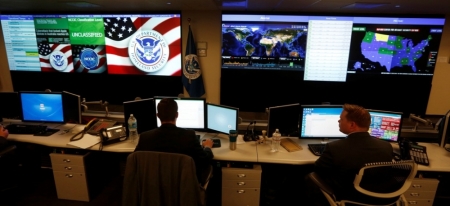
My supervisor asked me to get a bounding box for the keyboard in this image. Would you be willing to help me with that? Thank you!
[308,144,326,156]
[6,124,47,134]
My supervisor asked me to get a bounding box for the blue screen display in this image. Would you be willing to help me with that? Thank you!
[300,106,346,138]
[20,93,64,123]
[207,104,238,134]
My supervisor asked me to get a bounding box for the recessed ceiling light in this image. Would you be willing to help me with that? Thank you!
[395,5,400,8]
[167,2,171,4]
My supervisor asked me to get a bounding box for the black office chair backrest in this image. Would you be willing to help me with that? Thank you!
[354,160,417,198]
[122,151,203,206]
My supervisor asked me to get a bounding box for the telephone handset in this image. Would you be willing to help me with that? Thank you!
[70,118,99,142]
[70,118,116,141]
[398,138,430,166]
[85,118,99,131]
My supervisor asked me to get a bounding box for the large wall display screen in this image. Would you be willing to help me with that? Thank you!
[221,14,445,82]
[1,13,181,76]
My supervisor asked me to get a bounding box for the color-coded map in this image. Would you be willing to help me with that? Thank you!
[354,31,432,72]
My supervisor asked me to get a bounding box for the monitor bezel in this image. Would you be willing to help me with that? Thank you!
[154,96,206,130]
[19,91,65,123]
[367,109,403,142]
[267,103,300,137]
[0,91,21,120]
[62,91,81,124]
[123,98,156,136]
[206,102,239,135]
[299,104,346,139]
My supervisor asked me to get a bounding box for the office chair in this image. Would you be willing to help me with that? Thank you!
[308,160,417,206]
[122,151,213,206]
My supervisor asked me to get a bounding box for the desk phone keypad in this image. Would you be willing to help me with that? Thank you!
[409,145,429,166]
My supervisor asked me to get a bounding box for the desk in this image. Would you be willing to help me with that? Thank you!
[5,122,450,205]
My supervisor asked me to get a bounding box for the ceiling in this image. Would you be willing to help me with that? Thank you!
[0,0,448,16]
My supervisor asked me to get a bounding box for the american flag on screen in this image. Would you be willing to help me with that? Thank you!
[103,16,181,76]
[72,45,107,73]
[38,42,74,72]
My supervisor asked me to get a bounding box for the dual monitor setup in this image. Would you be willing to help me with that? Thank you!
[267,104,402,142]
[123,97,239,137]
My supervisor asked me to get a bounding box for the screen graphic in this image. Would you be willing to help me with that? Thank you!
[154,98,205,129]
[207,104,238,134]
[1,14,181,76]
[300,106,346,138]
[368,110,402,141]
[20,93,64,123]
[221,14,445,81]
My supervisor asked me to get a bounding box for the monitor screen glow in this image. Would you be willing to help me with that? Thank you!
[155,98,205,129]
[300,105,346,139]
[207,103,238,134]
[20,92,65,123]
[368,110,402,141]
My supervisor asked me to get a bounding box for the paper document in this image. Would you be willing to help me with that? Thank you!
[67,134,101,149]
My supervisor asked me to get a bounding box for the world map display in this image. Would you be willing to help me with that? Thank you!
[353,31,432,73]
[222,24,307,58]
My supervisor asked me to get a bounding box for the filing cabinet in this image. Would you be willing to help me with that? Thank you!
[50,152,90,201]
[222,165,262,206]
[403,178,439,206]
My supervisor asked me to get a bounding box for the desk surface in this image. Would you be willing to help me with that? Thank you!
[5,121,450,172]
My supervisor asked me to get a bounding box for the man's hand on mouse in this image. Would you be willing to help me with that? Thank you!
[202,138,213,148]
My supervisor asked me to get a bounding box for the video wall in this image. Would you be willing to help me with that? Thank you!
[221,14,445,82]
[1,13,181,76]
[221,13,445,114]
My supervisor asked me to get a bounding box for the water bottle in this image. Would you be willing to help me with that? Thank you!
[271,129,281,152]
[128,114,138,143]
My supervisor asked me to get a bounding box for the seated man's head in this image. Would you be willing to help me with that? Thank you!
[339,104,371,134]
[157,98,178,124]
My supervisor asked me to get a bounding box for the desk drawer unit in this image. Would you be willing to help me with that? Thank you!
[222,165,262,206]
[404,178,439,206]
[50,153,90,202]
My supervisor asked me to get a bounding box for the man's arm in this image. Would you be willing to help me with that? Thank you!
[314,144,334,176]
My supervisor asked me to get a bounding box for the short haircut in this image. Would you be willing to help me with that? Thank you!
[343,103,371,129]
[157,98,178,122]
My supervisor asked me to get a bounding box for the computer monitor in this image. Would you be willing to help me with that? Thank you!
[207,103,238,134]
[123,98,157,136]
[267,103,300,137]
[300,105,346,139]
[154,97,206,130]
[19,91,65,123]
[367,110,403,142]
[438,110,450,148]
[0,92,21,120]
[62,91,81,124]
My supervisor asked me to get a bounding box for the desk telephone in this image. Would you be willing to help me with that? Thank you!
[398,138,430,166]
[70,118,123,145]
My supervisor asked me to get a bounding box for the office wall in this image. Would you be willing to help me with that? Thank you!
[0,11,449,114]
[427,14,450,115]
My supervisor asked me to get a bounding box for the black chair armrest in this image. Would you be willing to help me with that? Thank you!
[308,172,335,197]
[0,145,16,158]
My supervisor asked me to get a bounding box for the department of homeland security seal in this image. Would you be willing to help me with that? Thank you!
[128,30,169,73]
[183,54,201,83]
[80,48,99,70]
[50,50,68,71]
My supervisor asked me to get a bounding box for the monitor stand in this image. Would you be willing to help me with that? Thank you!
[321,138,329,144]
